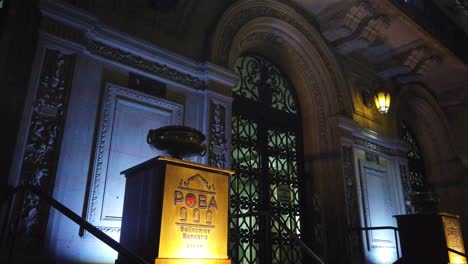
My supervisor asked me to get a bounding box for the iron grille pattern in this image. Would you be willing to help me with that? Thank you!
[401,122,426,191]
[231,55,303,264]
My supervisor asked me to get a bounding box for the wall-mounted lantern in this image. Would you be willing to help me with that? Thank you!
[362,79,392,115]
[374,90,391,114]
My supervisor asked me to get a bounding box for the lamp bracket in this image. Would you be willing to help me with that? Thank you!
[362,88,374,108]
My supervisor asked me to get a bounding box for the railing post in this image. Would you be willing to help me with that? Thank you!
[394,229,400,259]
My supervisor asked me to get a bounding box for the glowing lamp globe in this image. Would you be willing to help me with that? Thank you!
[374,91,391,114]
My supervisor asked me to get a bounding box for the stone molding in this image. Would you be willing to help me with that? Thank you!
[18,49,75,243]
[210,2,356,261]
[39,0,236,96]
[379,46,442,83]
[207,80,234,98]
[210,0,352,116]
[232,28,329,140]
[86,83,183,233]
[322,1,390,54]
[337,115,410,156]
[86,40,205,89]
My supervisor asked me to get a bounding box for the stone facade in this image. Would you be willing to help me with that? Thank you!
[1,0,467,264]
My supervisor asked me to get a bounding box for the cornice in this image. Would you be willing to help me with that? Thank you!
[337,115,410,154]
[39,0,236,95]
[203,62,239,88]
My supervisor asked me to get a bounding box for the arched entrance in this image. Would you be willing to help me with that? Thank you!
[210,0,352,263]
[230,54,304,264]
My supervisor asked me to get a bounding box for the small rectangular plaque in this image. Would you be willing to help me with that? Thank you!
[277,184,291,203]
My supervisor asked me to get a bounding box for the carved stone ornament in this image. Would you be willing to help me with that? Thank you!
[211,0,351,114]
[19,49,74,242]
[208,102,227,168]
[86,40,204,89]
[342,145,363,261]
[353,137,400,156]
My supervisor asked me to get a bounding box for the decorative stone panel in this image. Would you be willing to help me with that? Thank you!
[342,145,363,262]
[208,102,228,169]
[86,40,204,89]
[18,49,75,243]
[86,83,183,234]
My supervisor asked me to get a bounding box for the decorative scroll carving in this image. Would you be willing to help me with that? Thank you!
[365,151,380,164]
[208,103,227,168]
[328,2,390,49]
[19,50,75,241]
[402,47,442,75]
[342,145,363,262]
[379,46,442,83]
[211,0,350,114]
[353,137,400,156]
[86,40,204,89]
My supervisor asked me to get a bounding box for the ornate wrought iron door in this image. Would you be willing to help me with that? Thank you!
[230,55,304,264]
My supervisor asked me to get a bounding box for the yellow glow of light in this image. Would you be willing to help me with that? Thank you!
[374,91,391,114]
[450,255,467,264]
[156,258,231,264]
[442,214,467,264]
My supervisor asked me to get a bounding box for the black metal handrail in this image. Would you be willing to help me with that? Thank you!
[351,226,400,259]
[230,211,326,264]
[447,247,467,258]
[0,184,150,264]
[390,0,468,63]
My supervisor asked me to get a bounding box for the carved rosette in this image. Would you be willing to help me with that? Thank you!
[18,49,75,243]
[208,102,227,168]
[342,145,363,262]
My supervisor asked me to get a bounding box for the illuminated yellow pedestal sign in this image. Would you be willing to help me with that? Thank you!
[117,156,233,264]
[395,213,467,264]
[156,158,233,264]
[442,214,467,264]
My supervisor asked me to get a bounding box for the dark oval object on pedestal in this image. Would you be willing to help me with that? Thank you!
[147,125,206,159]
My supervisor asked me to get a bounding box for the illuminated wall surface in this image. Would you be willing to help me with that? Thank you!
[442,214,467,264]
[156,158,233,264]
